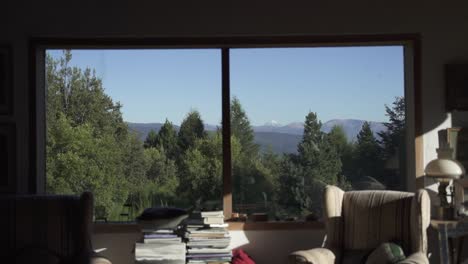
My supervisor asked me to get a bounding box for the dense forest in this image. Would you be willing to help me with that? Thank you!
[46,51,406,221]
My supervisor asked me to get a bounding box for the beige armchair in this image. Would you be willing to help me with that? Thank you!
[289,186,431,264]
[0,192,111,264]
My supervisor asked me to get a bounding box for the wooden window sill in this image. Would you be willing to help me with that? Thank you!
[93,221,324,234]
[226,221,324,230]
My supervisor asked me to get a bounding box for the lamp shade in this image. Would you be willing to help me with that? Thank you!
[425,147,465,179]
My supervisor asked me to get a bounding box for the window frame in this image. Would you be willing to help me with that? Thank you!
[30,35,422,227]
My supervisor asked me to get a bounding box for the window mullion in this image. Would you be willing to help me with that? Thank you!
[222,48,232,219]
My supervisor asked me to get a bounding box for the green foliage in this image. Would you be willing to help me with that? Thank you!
[327,125,349,156]
[46,51,144,220]
[275,112,343,218]
[378,96,405,159]
[230,98,277,214]
[177,132,226,206]
[46,113,128,216]
[378,96,406,189]
[178,110,206,152]
[144,147,179,193]
[156,120,179,159]
[353,122,384,186]
[298,112,341,186]
[327,126,355,182]
[297,112,322,158]
[122,133,148,193]
[231,97,258,156]
[144,130,158,148]
[276,156,312,217]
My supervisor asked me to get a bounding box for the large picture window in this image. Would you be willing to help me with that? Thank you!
[45,49,222,221]
[229,47,405,220]
[43,42,408,222]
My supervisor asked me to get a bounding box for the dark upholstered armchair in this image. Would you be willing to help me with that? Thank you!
[289,186,431,264]
[0,192,111,264]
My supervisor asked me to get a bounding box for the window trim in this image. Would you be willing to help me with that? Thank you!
[93,221,325,234]
[30,34,422,225]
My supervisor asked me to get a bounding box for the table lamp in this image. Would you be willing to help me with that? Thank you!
[425,146,465,220]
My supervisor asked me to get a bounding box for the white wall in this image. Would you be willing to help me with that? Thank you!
[4,1,468,263]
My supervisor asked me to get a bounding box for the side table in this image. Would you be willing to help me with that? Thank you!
[431,220,468,264]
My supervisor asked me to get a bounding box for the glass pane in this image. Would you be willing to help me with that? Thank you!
[45,49,222,222]
[230,46,405,221]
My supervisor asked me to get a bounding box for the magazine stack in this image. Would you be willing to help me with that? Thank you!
[184,210,232,264]
[135,227,186,264]
[135,207,188,264]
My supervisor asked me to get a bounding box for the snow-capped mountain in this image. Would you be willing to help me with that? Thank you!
[263,120,282,127]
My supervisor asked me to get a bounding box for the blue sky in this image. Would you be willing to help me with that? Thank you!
[47,46,404,126]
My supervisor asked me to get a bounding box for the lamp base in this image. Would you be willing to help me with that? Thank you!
[434,206,455,220]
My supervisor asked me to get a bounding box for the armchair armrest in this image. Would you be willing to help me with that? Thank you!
[289,248,336,264]
[89,252,112,264]
[397,252,429,264]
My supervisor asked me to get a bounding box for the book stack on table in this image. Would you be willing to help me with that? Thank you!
[184,211,232,264]
[135,228,186,264]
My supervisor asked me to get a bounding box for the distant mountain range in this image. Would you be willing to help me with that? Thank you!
[127,119,387,154]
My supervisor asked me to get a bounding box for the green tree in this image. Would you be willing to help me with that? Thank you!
[156,119,179,159]
[276,156,312,217]
[46,50,143,219]
[229,98,278,214]
[122,133,148,193]
[144,147,179,197]
[46,113,128,218]
[327,125,355,186]
[277,112,342,217]
[144,130,158,148]
[378,96,405,159]
[378,96,406,189]
[231,97,258,156]
[353,122,384,186]
[177,132,226,205]
[297,112,322,160]
[297,112,341,186]
[327,126,348,156]
[178,110,206,152]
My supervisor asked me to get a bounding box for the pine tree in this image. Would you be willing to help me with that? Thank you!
[156,119,178,159]
[178,110,206,152]
[354,122,384,184]
[377,96,406,189]
[297,112,322,161]
[144,130,158,148]
[327,125,355,182]
[297,112,341,184]
[327,126,349,155]
[378,96,405,159]
[230,97,258,156]
[288,112,342,216]
[276,156,312,216]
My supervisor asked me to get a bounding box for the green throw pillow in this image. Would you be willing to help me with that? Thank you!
[365,242,406,264]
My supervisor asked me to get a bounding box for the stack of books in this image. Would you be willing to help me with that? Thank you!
[184,211,232,264]
[135,228,186,264]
